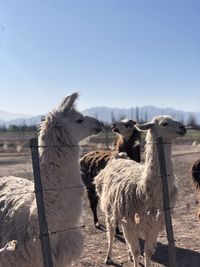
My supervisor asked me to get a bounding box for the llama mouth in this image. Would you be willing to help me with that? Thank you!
[112,128,119,133]
[176,128,186,136]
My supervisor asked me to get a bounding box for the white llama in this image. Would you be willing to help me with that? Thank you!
[0,93,102,267]
[95,115,186,267]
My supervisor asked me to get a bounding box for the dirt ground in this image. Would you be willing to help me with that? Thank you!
[0,144,200,267]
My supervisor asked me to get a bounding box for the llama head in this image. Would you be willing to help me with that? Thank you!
[41,92,103,144]
[136,115,186,141]
[111,119,138,139]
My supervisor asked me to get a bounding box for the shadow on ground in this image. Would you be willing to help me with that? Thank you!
[153,242,200,267]
[108,233,200,267]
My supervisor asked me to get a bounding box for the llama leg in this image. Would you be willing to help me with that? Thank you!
[144,230,158,267]
[105,215,115,264]
[87,189,99,228]
[121,220,140,267]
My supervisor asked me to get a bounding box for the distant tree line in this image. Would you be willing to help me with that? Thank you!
[109,109,200,130]
[187,114,200,129]
[0,124,38,132]
[0,112,199,132]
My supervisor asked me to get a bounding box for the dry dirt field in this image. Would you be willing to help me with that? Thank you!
[0,144,200,267]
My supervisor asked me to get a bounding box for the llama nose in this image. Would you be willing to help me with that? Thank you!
[179,125,186,135]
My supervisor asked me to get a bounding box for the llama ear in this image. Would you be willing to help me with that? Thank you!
[129,120,137,127]
[59,92,79,114]
[135,122,155,131]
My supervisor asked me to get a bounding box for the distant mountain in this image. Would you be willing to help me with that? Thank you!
[82,106,200,124]
[0,106,199,127]
[4,115,43,127]
[0,110,32,121]
[0,111,43,127]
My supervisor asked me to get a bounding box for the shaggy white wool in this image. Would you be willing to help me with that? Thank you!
[95,115,186,267]
[0,93,102,267]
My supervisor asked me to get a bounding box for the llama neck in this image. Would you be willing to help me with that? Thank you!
[37,127,83,227]
[39,146,80,188]
[117,130,139,152]
[38,123,82,190]
[143,132,174,198]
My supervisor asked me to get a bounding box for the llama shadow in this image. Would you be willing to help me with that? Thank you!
[108,234,200,267]
[152,241,200,267]
[98,227,200,266]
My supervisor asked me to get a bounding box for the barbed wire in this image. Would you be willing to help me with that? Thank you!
[0,202,190,249]
[0,180,194,212]
[2,143,199,156]
[0,225,86,248]
[0,136,199,256]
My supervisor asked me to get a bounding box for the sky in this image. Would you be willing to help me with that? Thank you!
[0,0,199,115]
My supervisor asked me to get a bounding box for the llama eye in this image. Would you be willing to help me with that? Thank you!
[162,122,168,126]
[125,123,129,128]
[77,117,84,124]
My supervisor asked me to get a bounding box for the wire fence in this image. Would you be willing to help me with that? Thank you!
[0,133,199,266]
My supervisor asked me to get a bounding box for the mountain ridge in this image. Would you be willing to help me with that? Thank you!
[0,106,199,126]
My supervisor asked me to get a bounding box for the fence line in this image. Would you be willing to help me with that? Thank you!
[1,135,198,266]
[0,202,193,242]
[30,138,53,267]
[156,136,177,267]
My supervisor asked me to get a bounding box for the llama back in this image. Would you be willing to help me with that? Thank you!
[0,176,40,267]
[95,158,143,218]
[0,176,35,243]
[80,150,112,189]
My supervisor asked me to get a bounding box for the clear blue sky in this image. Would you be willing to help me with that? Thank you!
[0,0,199,115]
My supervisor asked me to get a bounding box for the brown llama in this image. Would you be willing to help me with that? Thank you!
[191,159,200,188]
[191,159,200,217]
[80,119,141,230]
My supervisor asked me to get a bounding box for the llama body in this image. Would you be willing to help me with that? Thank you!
[95,116,186,267]
[191,159,200,188]
[0,93,102,267]
[191,159,200,218]
[80,119,140,228]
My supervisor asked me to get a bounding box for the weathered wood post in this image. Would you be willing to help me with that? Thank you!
[105,124,109,150]
[30,138,54,267]
[155,136,177,267]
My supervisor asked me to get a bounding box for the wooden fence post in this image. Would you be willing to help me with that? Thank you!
[30,138,54,267]
[155,136,177,267]
[105,125,109,150]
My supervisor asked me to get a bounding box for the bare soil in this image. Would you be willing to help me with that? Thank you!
[0,145,200,267]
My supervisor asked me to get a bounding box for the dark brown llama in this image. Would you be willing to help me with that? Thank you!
[191,159,200,217]
[191,159,200,188]
[80,119,141,229]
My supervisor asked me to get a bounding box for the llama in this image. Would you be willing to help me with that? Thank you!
[191,159,200,189]
[113,119,141,163]
[80,119,141,229]
[191,159,200,217]
[0,93,102,267]
[95,116,186,267]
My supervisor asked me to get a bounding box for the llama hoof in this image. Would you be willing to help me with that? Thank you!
[128,254,134,262]
[95,222,101,229]
[105,257,113,265]
[129,257,134,262]
[115,228,123,236]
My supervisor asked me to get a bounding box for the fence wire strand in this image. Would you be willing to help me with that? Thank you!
[1,135,199,262]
